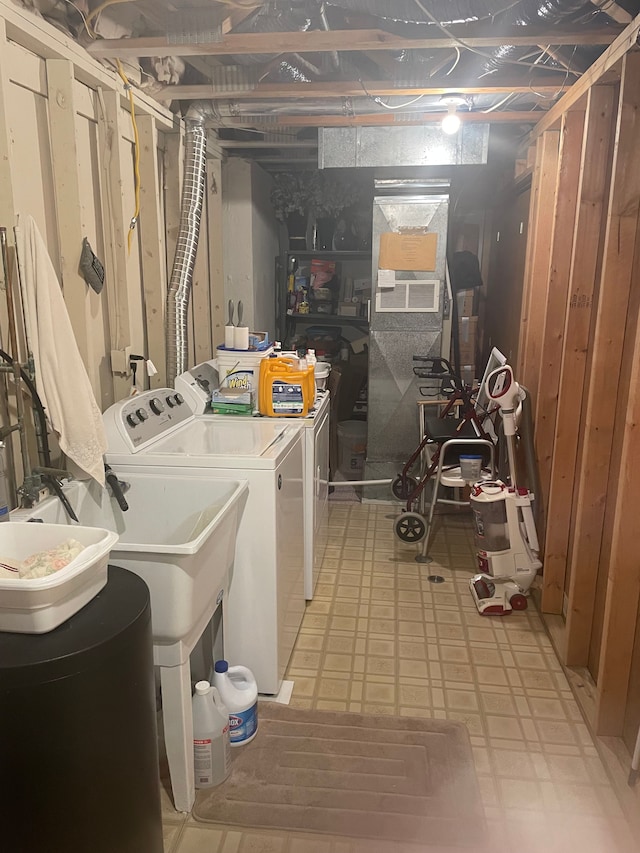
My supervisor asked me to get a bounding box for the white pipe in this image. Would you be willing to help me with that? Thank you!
[329,479,392,487]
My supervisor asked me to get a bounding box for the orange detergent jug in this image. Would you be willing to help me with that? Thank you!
[259,357,315,417]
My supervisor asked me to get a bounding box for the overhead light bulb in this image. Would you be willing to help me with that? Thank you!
[439,93,467,135]
[442,107,461,135]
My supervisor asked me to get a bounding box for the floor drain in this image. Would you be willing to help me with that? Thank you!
[427,575,445,584]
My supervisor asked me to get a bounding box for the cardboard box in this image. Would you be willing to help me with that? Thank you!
[458,316,478,345]
[456,291,475,318]
[458,316,478,365]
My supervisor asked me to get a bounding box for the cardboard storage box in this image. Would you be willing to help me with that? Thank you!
[458,315,478,344]
[458,316,478,364]
[457,291,475,317]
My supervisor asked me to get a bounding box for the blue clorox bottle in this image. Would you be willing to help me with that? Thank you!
[212,660,258,746]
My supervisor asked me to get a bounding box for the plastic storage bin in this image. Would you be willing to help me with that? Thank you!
[337,420,367,480]
[0,522,118,634]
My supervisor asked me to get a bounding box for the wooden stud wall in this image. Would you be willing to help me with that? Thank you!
[515,18,640,738]
[532,109,585,528]
[0,1,221,410]
[517,130,560,403]
[541,85,617,616]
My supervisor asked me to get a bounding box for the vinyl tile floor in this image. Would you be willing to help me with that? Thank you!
[163,502,639,853]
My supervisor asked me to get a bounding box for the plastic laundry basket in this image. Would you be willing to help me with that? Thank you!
[337,420,367,480]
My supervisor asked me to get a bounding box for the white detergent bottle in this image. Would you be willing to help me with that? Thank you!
[213,660,258,746]
[192,681,231,788]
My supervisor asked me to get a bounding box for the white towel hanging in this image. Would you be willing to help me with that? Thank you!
[16,216,107,486]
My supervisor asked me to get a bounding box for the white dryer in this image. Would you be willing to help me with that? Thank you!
[103,389,305,695]
[176,361,330,600]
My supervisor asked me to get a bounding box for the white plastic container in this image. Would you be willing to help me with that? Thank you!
[0,522,118,634]
[192,681,231,788]
[337,420,367,480]
[216,345,274,408]
[459,454,483,483]
[213,659,258,746]
[314,362,331,391]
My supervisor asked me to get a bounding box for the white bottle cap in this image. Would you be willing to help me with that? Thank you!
[195,680,211,695]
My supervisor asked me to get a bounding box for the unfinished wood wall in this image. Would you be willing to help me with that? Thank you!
[0,1,224,417]
[514,45,640,737]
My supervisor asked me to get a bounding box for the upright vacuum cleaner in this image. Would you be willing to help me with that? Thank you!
[469,364,542,615]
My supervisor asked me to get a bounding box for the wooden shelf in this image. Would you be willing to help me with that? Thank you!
[287,251,370,262]
[288,312,368,326]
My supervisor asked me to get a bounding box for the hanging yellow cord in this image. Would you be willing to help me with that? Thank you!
[115,59,141,255]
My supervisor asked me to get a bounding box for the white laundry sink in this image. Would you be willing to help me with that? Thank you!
[12,472,248,652]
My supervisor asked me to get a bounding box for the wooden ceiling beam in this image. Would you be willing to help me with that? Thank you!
[223,111,539,128]
[530,12,640,141]
[87,25,619,59]
[162,75,571,101]
[590,0,633,24]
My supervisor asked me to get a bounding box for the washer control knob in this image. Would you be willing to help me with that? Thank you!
[136,408,149,422]
[174,393,184,406]
[166,395,176,408]
[126,413,138,428]
[150,397,165,415]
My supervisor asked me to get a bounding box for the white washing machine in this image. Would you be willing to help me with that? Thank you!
[102,388,305,695]
[176,362,330,600]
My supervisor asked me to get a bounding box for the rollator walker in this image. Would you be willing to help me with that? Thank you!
[392,356,496,547]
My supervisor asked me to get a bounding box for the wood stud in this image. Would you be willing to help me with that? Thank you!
[517,130,560,401]
[137,115,168,389]
[532,109,586,541]
[541,85,617,618]
[563,53,640,669]
[45,59,90,368]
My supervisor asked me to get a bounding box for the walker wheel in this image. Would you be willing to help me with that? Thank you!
[394,512,427,544]
[392,475,419,501]
[509,593,528,611]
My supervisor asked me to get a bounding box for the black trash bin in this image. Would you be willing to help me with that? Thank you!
[0,566,163,853]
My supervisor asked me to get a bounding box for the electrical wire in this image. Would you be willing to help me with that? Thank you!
[358,79,427,110]
[60,0,95,38]
[86,0,134,25]
[445,47,461,76]
[412,0,583,75]
[528,44,576,99]
[115,59,141,255]
[482,92,515,112]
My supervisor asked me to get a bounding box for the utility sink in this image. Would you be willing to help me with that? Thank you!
[13,470,248,657]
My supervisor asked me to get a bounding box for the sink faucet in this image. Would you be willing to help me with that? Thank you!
[104,464,130,511]
[30,466,79,523]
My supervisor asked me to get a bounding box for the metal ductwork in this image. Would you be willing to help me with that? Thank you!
[166,102,211,384]
[222,0,614,107]
[325,0,522,23]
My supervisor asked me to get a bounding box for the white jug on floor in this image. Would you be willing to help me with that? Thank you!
[192,681,231,788]
[213,660,258,746]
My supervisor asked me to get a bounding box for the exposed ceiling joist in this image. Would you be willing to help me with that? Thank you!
[225,111,540,128]
[530,12,640,141]
[162,75,570,101]
[590,0,633,23]
[87,25,620,60]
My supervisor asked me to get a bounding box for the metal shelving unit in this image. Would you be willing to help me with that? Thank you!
[276,250,371,345]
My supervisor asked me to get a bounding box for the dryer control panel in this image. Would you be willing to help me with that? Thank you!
[103,389,194,453]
